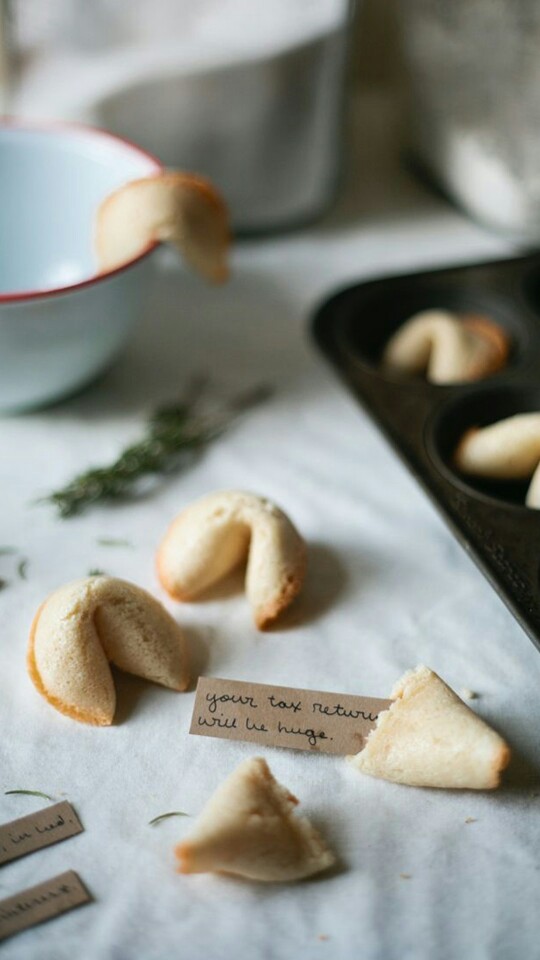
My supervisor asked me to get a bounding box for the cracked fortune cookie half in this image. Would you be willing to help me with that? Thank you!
[349,666,510,789]
[175,756,336,882]
[28,576,189,725]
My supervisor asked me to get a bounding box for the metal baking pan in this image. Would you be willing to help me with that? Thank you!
[312,252,540,652]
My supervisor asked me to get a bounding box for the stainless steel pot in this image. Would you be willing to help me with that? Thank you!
[2,0,354,233]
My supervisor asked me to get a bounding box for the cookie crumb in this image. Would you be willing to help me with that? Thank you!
[318,934,329,942]
[460,688,478,700]
[399,873,412,880]
[464,817,477,824]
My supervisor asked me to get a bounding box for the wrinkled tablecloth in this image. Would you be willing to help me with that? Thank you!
[2,94,538,960]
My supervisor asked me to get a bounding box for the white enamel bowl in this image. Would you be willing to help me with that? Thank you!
[0,122,162,412]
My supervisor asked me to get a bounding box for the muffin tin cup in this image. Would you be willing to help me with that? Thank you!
[312,252,540,652]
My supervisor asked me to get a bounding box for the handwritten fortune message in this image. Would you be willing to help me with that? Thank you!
[190,678,392,756]
[0,802,83,866]
[0,871,90,941]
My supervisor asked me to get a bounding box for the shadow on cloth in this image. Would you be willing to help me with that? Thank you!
[267,541,349,632]
[172,541,351,631]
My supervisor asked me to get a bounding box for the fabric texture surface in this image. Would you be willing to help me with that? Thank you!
[1,94,537,960]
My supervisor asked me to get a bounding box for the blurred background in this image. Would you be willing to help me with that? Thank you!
[2,0,538,238]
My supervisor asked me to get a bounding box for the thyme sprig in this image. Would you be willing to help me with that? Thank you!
[5,789,55,801]
[149,811,189,826]
[42,382,271,518]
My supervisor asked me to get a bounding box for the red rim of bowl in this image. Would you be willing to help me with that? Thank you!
[0,117,164,304]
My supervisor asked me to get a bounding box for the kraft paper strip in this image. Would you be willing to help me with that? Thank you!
[190,677,391,755]
[0,870,91,941]
[0,802,83,866]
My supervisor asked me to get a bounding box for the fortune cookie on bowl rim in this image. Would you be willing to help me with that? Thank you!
[96,171,230,284]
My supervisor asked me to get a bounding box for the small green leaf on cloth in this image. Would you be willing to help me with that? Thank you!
[148,811,189,827]
[41,380,272,518]
[97,538,133,548]
[5,789,55,801]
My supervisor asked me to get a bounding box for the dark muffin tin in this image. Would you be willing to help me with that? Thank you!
[312,252,540,652]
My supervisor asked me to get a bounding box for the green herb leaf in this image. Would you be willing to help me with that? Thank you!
[5,789,55,801]
[41,381,272,518]
[88,568,107,577]
[148,811,189,826]
[0,579,7,591]
[0,547,17,556]
[17,559,28,580]
[97,538,132,548]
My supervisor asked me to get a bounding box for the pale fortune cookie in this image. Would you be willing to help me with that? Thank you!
[455,412,540,508]
[28,576,189,725]
[96,171,230,283]
[349,666,510,789]
[176,757,335,882]
[383,310,509,384]
[157,491,307,629]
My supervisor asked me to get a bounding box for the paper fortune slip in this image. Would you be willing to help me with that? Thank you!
[190,677,391,756]
[0,802,83,866]
[0,871,91,942]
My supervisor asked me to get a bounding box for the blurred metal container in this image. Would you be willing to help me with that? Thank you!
[91,31,351,234]
[6,0,354,233]
[0,1,12,112]
[396,0,540,240]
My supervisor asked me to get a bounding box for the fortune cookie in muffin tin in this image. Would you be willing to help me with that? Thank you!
[454,410,540,509]
[382,308,510,384]
[313,251,540,653]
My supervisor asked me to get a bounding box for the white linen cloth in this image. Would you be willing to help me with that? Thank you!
[1,94,538,960]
